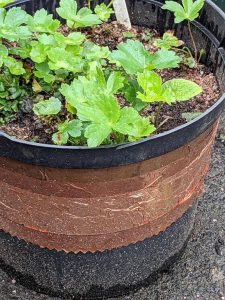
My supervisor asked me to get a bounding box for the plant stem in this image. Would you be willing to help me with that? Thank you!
[107,0,115,8]
[87,0,91,9]
[187,21,198,61]
[155,102,163,129]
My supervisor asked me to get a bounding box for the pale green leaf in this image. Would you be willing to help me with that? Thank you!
[106,72,125,95]
[137,71,163,103]
[182,111,202,122]
[47,47,84,73]
[85,123,111,147]
[153,32,182,50]
[56,0,78,21]
[52,131,69,145]
[34,63,55,83]
[28,8,60,33]
[162,78,202,102]
[113,107,156,138]
[151,49,182,69]
[94,3,113,21]
[110,40,154,75]
[30,41,48,63]
[77,95,120,124]
[3,57,25,75]
[189,0,204,20]
[33,97,61,116]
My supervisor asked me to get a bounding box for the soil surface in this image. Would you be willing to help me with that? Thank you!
[0,115,224,300]
[0,22,221,144]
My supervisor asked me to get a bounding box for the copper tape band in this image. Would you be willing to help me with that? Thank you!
[0,121,219,253]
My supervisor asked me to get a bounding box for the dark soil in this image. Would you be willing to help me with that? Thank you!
[0,22,221,144]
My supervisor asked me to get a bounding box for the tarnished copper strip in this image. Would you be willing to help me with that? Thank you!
[0,181,202,253]
[0,121,219,252]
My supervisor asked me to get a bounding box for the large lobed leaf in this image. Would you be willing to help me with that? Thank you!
[111,40,181,74]
[0,7,31,41]
[162,0,204,23]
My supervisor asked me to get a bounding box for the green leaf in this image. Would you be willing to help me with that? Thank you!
[77,95,120,124]
[52,131,69,145]
[84,42,110,60]
[106,72,125,95]
[47,47,84,73]
[94,3,114,21]
[85,123,111,147]
[151,49,182,69]
[52,119,82,145]
[3,57,25,75]
[182,112,202,122]
[54,32,85,45]
[111,40,181,74]
[123,79,147,111]
[136,70,202,105]
[74,7,102,28]
[123,31,136,39]
[77,94,121,147]
[0,7,31,41]
[33,97,61,116]
[0,0,14,8]
[162,1,187,23]
[56,0,102,29]
[137,71,163,102]
[162,79,202,102]
[56,0,78,21]
[153,32,182,50]
[4,7,28,27]
[162,0,204,23]
[189,0,204,20]
[66,119,83,138]
[60,77,95,108]
[113,107,156,139]
[0,43,8,57]
[28,8,60,33]
[34,63,55,83]
[60,70,124,110]
[38,33,56,46]
[111,40,154,75]
[9,40,31,59]
[30,41,48,63]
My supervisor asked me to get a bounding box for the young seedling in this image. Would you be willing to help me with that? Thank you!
[153,31,184,50]
[162,0,205,61]
[182,111,202,121]
[136,70,202,127]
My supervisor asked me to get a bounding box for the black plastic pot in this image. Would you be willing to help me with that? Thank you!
[0,0,224,299]
[0,0,224,169]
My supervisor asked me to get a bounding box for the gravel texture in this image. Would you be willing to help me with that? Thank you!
[0,115,224,300]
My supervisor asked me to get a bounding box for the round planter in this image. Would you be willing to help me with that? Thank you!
[0,0,225,299]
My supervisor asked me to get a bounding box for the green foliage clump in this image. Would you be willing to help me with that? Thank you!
[0,0,204,147]
[162,0,205,60]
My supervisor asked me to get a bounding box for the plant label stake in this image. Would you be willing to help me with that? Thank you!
[113,0,131,29]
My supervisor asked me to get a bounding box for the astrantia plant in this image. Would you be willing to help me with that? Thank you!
[162,0,205,60]
[0,0,204,147]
